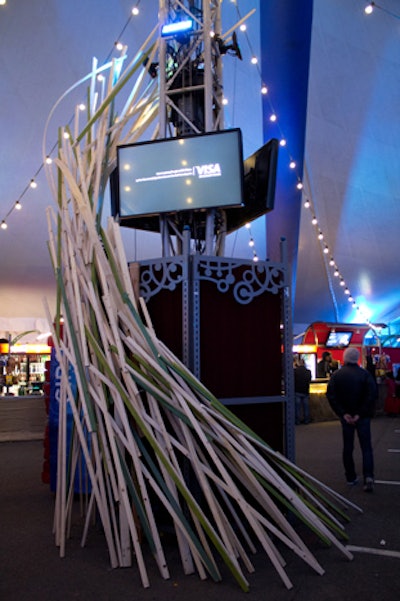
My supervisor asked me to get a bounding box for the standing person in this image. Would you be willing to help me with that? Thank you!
[326,347,377,492]
[294,358,312,424]
[317,351,333,378]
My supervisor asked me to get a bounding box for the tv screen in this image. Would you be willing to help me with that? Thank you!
[325,331,353,348]
[225,138,279,234]
[115,129,244,220]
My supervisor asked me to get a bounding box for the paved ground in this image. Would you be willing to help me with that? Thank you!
[1,417,400,600]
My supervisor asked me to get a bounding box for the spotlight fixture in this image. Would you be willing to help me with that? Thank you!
[143,57,158,79]
[214,31,242,60]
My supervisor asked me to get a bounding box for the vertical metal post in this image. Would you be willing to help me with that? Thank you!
[280,237,295,461]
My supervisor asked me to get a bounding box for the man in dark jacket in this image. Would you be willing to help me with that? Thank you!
[294,358,312,424]
[326,347,377,492]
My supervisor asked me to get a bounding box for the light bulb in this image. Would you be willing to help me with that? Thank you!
[269,113,277,122]
[334,269,339,277]
[240,24,246,32]
[1,220,7,229]
[311,216,318,225]
[318,231,323,240]
[329,258,335,266]
[289,160,296,169]
[132,6,139,16]
[304,200,310,208]
[345,288,350,295]
[79,103,86,111]
[15,201,22,210]
[115,41,123,51]
[222,97,228,105]
[251,56,258,65]
[323,246,329,254]
[340,279,345,286]
[261,85,268,95]
[249,239,255,247]
[364,3,374,15]
[348,296,354,302]
[296,182,303,190]
[279,139,287,147]
[30,179,37,189]
[245,222,251,229]
[45,156,52,164]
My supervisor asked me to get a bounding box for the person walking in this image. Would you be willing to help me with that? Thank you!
[294,358,312,424]
[326,347,377,492]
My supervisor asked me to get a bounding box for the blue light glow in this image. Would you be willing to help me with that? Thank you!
[161,19,194,37]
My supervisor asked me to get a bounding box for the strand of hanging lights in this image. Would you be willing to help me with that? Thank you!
[2,0,397,288]
[233,0,399,320]
[0,2,142,231]
[364,1,400,19]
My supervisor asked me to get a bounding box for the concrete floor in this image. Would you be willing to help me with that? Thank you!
[1,417,400,600]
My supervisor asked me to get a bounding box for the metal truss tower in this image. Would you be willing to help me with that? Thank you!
[155,1,242,256]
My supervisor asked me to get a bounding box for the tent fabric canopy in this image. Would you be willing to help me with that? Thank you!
[0,0,399,335]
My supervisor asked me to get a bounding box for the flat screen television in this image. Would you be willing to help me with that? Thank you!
[114,128,244,221]
[225,137,279,234]
[325,331,353,348]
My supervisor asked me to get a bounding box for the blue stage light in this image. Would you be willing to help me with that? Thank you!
[161,19,194,37]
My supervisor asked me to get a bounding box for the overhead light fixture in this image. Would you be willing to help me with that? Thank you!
[161,19,194,37]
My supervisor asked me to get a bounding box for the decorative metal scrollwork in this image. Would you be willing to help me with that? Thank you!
[195,257,286,304]
[138,258,185,302]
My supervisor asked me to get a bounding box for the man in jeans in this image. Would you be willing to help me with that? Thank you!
[326,347,377,492]
[294,358,312,424]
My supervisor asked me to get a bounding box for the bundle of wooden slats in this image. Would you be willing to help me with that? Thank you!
[43,27,360,593]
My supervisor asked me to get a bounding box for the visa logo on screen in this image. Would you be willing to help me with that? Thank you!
[194,163,222,178]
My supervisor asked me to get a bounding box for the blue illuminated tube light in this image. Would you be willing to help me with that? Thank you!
[161,19,194,37]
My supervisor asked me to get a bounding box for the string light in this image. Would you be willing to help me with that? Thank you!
[0,2,142,231]
[303,192,374,325]
[364,1,400,19]
[244,222,259,262]
[1,0,392,322]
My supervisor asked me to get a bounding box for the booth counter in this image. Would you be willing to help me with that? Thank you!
[308,380,338,422]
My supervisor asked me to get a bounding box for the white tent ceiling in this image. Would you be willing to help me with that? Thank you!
[0,0,399,343]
